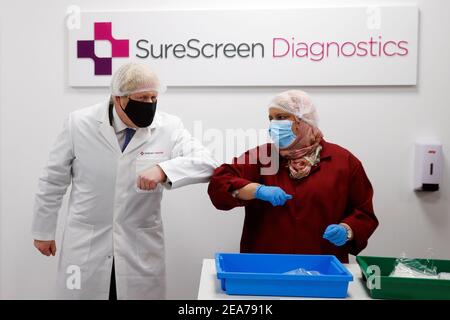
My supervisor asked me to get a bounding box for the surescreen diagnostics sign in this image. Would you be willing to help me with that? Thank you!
[68,7,418,87]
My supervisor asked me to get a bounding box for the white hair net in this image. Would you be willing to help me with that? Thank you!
[110,62,163,97]
[268,90,319,127]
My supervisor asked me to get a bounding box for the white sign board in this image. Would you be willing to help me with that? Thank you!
[68,6,419,87]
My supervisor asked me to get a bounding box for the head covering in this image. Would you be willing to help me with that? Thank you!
[268,90,323,179]
[111,62,162,97]
[268,89,319,127]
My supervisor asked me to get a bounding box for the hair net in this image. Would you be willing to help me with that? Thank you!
[268,90,319,127]
[110,62,163,97]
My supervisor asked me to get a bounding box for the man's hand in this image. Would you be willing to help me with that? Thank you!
[34,240,56,256]
[137,165,167,191]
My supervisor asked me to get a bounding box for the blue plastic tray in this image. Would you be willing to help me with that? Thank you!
[216,253,353,298]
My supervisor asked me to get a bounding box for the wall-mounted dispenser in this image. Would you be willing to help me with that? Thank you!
[414,142,443,191]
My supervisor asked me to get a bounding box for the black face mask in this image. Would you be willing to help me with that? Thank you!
[122,98,157,128]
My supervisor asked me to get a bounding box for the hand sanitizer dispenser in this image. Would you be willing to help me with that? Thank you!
[414,142,443,191]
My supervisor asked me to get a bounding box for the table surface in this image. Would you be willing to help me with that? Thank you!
[197,259,372,300]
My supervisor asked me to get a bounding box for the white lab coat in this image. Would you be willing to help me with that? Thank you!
[32,100,217,299]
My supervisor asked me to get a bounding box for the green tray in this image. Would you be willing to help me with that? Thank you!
[356,255,450,300]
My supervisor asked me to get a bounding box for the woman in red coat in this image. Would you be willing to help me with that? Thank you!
[208,90,378,263]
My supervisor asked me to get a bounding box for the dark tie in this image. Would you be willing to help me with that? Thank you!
[122,128,135,152]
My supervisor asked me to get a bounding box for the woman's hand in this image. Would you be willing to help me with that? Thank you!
[233,183,292,206]
[254,185,293,206]
[323,224,351,246]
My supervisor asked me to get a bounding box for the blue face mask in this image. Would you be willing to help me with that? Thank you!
[269,120,297,148]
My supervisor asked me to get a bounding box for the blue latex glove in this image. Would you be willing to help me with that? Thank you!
[323,224,348,247]
[254,185,293,206]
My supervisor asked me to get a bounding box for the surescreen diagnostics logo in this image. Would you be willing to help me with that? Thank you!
[77,22,410,75]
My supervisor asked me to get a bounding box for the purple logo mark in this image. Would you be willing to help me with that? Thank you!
[77,22,129,75]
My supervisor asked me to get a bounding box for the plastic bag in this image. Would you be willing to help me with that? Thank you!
[284,268,321,276]
[389,252,438,279]
[438,273,450,280]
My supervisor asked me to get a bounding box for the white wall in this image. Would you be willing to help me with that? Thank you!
[1,0,449,299]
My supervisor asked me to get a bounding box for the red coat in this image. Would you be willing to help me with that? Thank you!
[208,140,378,263]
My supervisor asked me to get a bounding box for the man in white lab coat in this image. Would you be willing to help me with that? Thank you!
[31,63,217,299]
